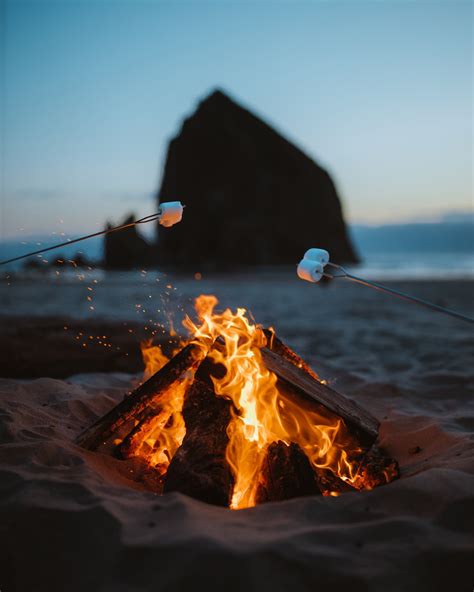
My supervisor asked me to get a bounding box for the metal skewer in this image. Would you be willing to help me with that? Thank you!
[297,248,474,325]
[323,262,474,325]
[0,202,184,267]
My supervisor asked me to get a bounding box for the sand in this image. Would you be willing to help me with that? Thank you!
[0,277,473,591]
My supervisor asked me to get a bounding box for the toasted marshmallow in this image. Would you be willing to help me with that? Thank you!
[159,201,184,227]
[303,248,330,266]
[297,259,324,283]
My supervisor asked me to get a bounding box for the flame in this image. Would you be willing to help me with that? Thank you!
[136,295,382,508]
[183,295,363,509]
[133,296,227,477]
[141,339,170,381]
[132,340,188,477]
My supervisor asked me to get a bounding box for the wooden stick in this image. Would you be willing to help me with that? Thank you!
[260,346,379,445]
[76,342,207,450]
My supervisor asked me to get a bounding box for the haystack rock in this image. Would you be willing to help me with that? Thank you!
[157,89,357,270]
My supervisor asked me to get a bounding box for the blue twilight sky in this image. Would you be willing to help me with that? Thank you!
[1,0,472,240]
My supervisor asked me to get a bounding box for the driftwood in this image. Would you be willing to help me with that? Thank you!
[261,346,379,446]
[76,342,207,450]
[255,441,320,503]
[163,376,233,506]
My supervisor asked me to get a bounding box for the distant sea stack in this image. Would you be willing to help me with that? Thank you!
[104,215,154,270]
[157,89,357,269]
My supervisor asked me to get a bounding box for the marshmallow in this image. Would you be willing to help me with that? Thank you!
[159,201,184,227]
[303,248,330,266]
[297,259,324,283]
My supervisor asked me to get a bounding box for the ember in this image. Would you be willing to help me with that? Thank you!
[77,295,398,508]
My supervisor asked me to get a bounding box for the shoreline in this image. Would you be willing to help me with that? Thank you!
[1,279,472,379]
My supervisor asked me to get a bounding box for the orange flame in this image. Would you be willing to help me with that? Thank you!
[135,340,188,476]
[141,339,170,381]
[183,295,362,509]
[137,296,373,507]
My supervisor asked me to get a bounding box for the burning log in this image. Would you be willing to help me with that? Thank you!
[163,376,234,507]
[261,345,379,447]
[255,441,321,504]
[76,343,207,450]
[311,447,399,496]
[257,337,398,496]
[263,329,319,381]
[351,445,400,490]
[76,293,399,508]
[313,468,356,496]
[119,409,168,460]
[118,394,187,467]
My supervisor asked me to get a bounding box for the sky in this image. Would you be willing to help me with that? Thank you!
[1,0,472,240]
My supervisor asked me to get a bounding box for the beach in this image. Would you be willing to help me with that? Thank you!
[0,273,473,591]
[2,0,472,588]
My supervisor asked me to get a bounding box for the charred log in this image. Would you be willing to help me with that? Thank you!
[351,446,399,490]
[263,329,320,381]
[119,406,178,463]
[255,441,320,504]
[261,345,379,446]
[76,343,207,450]
[163,378,233,506]
[313,468,356,496]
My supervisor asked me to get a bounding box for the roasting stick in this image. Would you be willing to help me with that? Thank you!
[0,201,184,267]
[326,262,474,324]
[297,248,474,325]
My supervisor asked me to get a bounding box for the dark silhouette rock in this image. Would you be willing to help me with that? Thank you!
[157,89,357,269]
[104,214,154,270]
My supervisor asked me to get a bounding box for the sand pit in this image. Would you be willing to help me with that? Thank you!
[0,364,472,592]
[1,278,473,590]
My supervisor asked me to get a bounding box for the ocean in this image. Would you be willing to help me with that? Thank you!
[1,220,472,321]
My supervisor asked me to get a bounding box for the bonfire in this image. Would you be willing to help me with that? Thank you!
[77,295,398,509]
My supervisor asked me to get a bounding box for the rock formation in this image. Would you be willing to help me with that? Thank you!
[103,215,154,270]
[157,89,357,269]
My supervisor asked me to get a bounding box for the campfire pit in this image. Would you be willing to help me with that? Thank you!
[77,295,398,509]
